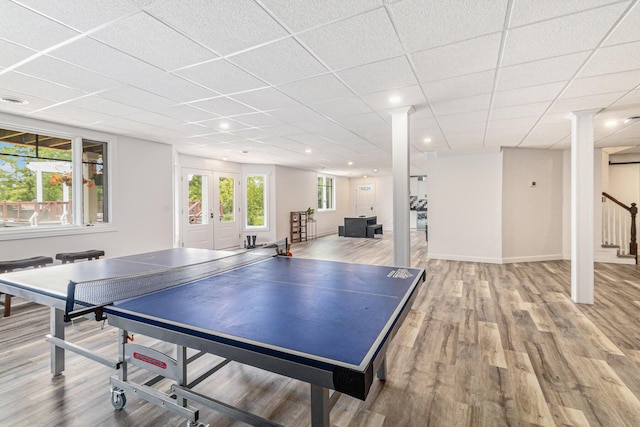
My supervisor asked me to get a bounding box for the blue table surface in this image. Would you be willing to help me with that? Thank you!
[108,256,423,369]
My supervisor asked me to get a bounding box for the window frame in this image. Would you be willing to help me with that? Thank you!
[244,173,268,230]
[317,174,336,211]
[0,122,114,241]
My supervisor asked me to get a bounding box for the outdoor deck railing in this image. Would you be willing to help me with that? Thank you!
[0,201,72,225]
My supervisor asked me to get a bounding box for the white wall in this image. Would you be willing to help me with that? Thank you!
[427,150,503,263]
[0,113,174,260]
[502,148,564,262]
[350,176,393,231]
[607,154,640,206]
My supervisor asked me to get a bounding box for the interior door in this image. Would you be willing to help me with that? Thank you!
[213,172,241,249]
[182,168,213,249]
[356,183,376,217]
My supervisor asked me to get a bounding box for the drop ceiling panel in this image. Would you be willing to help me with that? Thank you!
[360,85,427,112]
[312,97,374,120]
[260,0,382,33]
[579,41,640,77]
[232,113,288,128]
[493,82,567,108]
[430,94,491,116]
[230,87,301,112]
[423,71,495,102]
[230,38,327,85]
[502,4,629,66]
[547,92,628,114]
[337,56,418,95]
[603,3,640,46]
[561,70,640,99]
[175,60,267,95]
[491,101,551,120]
[297,8,404,70]
[49,38,164,84]
[278,74,353,105]
[0,40,36,68]
[188,97,257,117]
[496,52,590,91]
[15,56,120,93]
[412,33,502,82]
[99,85,177,113]
[132,74,219,104]
[0,2,79,50]
[510,0,623,27]
[147,0,288,55]
[91,12,218,71]
[0,71,86,102]
[391,0,508,52]
[14,0,140,32]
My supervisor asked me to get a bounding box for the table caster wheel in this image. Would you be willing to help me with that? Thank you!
[111,388,126,410]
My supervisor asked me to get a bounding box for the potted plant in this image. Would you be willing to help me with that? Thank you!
[306,207,315,220]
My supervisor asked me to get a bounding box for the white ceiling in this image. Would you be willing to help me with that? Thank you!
[1,0,639,177]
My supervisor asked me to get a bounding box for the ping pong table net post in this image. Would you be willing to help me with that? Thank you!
[63,248,282,322]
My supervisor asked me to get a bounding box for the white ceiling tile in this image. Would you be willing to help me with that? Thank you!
[422,71,495,102]
[0,2,79,50]
[175,60,267,95]
[431,94,491,116]
[510,0,624,27]
[125,111,184,128]
[278,74,353,104]
[230,88,301,112]
[66,96,146,117]
[260,0,382,33]
[297,8,404,70]
[562,70,640,99]
[337,56,418,95]
[189,96,258,117]
[391,0,508,52]
[49,38,163,84]
[444,131,486,147]
[611,89,640,107]
[502,3,630,66]
[604,2,640,46]
[0,71,85,102]
[232,113,288,128]
[132,74,219,103]
[0,40,36,68]
[493,82,566,108]
[91,12,218,71]
[15,56,120,93]
[269,105,334,125]
[15,0,140,32]
[147,0,288,55]
[99,85,177,112]
[547,92,628,115]
[360,85,427,112]
[312,97,374,119]
[230,38,327,85]
[158,104,219,123]
[197,118,251,133]
[484,128,530,146]
[496,52,590,91]
[412,33,502,82]
[579,41,640,77]
[491,101,551,120]
[0,89,57,111]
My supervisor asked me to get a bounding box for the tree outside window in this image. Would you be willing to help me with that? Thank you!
[317,175,335,211]
[246,175,266,228]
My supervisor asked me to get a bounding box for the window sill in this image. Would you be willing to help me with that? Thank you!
[0,224,117,241]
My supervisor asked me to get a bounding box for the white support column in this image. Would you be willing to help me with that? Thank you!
[389,106,414,267]
[570,109,599,304]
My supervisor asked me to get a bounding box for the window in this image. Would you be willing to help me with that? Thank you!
[0,126,109,231]
[245,174,267,228]
[317,175,335,211]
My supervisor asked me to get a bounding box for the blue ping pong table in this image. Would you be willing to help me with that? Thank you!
[0,248,425,427]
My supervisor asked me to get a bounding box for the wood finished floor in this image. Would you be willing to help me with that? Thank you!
[1,232,639,426]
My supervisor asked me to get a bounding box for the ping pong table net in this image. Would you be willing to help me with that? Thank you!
[64,240,289,322]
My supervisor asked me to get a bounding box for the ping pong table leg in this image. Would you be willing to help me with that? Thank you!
[377,356,387,380]
[50,308,65,375]
[310,384,330,427]
[177,345,188,408]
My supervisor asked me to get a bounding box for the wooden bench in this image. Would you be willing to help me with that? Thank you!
[55,250,105,264]
[366,224,383,238]
[0,256,54,317]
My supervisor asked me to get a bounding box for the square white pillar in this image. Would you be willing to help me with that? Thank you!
[389,106,414,267]
[570,109,599,304]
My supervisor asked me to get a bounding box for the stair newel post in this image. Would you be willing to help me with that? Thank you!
[630,203,637,263]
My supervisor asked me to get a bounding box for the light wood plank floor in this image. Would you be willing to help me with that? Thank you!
[1,231,639,426]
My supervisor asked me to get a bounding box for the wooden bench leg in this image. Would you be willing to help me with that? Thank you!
[2,294,11,317]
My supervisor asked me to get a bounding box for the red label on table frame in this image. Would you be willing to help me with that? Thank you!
[133,352,167,369]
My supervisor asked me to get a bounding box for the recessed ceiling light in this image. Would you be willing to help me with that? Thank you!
[363,175,368,178]
[219,122,230,130]
[423,137,432,143]
[305,148,311,153]
[389,96,401,104]
[373,168,378,173]
[222,157,228,161]
[348,161,353,165]
[605,120,617,127]
[1,96,28,105]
